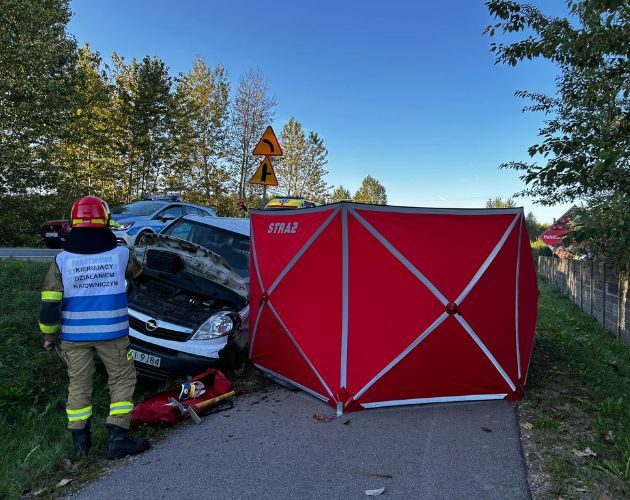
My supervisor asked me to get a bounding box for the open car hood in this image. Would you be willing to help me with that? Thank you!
[136,233,248,300]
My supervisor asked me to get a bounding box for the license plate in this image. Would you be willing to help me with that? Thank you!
[132,350,161,367]
[45,232,58,238]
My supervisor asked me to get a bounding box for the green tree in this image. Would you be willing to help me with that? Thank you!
[302,131,330,202]
[229,69,276,199]
[354,175,387,205]
[0,0,78,195]
[275,118,330,201]
[485,197,516,208]
[275,118,307,196]
[570,194,629,265]
[111,54,175,200]
[485,0,629,265]
[525,211,548,241]
[331,185,352,203]
[56,45,116,204]
[170,58,230,210]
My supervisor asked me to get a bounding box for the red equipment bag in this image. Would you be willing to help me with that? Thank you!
[131,368,232,427]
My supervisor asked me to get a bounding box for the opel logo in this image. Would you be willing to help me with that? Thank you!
[145,319,158,332]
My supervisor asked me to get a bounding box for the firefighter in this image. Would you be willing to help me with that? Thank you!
[39,195,150,459]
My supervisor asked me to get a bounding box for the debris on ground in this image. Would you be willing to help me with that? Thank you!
[312,412,338,423]
[365,487,385,496]
[571,448,596,458]
[55,478,73,488]
[368,472,393,479]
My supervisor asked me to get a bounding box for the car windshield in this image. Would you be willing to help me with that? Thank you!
[162,220,250,280]
[111,201,164,216]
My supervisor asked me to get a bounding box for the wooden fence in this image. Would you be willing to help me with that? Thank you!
[538,256,629,343]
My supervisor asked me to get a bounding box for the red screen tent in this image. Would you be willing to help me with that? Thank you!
[249,203,538,414]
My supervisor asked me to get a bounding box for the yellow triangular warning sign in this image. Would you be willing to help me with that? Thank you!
[253,126,283,156]
[249,156,278,186]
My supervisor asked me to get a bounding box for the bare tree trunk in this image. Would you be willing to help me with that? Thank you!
[203,156,212,199]
[229,69,276,201]
[127,154,134,202]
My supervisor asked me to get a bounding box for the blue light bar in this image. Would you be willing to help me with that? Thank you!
[142,194,182,202]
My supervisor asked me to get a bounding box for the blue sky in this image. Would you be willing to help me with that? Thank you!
[69,0,573,223]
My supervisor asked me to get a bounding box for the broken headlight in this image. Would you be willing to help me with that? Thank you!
[191,312,234,341]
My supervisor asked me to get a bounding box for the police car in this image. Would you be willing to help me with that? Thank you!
[110,195,217,247]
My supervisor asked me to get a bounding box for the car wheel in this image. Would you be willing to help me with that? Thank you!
[135,231,152,246]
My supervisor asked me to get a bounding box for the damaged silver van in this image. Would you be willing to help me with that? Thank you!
[128,216,250,379]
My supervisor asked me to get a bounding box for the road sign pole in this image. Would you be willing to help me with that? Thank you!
[261,185,267,209]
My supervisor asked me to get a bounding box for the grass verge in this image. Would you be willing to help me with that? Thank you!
[0,258,265,499]
[0,259,173,498]
[521,280,630,499]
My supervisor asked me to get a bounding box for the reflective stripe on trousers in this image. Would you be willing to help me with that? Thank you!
[67,406,93,421]
[109,401,134,416]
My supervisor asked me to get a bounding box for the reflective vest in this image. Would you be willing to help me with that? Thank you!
[57,247,130,341]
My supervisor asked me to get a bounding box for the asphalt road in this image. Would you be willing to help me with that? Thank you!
[0,247,60,259]
[73,387,530,500]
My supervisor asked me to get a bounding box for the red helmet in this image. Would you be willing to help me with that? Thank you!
[71,196,110,228]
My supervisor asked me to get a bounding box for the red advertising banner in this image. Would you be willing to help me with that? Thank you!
[538,206,576,258]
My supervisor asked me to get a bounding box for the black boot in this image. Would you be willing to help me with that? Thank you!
[69,418,91,455]
[106,424,150,459]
